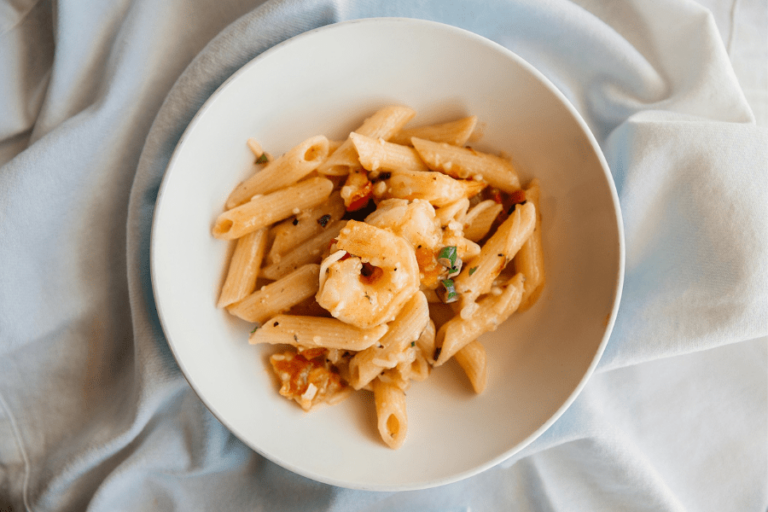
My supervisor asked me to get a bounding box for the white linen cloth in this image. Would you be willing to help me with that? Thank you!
[0,0,765,510]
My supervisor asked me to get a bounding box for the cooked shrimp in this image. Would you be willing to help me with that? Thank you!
[316,220,420,329]
[365,198,442,251]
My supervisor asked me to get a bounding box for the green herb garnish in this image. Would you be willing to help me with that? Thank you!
[250,325,261,333]
[437,246,458,268]
[255,153,268,164]
[437,278,458,303]
[469,266,478,276]
[447,257,463,278]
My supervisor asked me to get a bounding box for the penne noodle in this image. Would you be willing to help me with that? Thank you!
[261,220,347,280]
[399,318,435,381]
[228,264,321,324]
[434,273,525,366]
[382,169,486,207]
[454,340,488,394]
[349,132,428,173]
[267,191,345,265]
[453,202,535,312]
[212,177,334,240]
[411,137,521,193]
[226,135,330,208]
[347,292,429,390]
[372,378,408,449]
[515,179,546,311]
[404,349,431,382]
[250,314,388,351]
[327,139,344,155]
[378,366,411,392]
[435,198,469,227]
[317,105,416,176]
[217,228,269,308]
[389,116,478,147]
[463,200,504,242]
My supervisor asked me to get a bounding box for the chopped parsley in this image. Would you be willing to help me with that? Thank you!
[437,279,458,303]
[255,153,268,164]
[437,246,458,268]
[469,266,478,276]
[250,325,260,333]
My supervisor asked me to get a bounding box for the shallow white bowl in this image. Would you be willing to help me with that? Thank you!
[151,18,624,491]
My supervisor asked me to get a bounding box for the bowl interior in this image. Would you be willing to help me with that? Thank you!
[151,18,623,490]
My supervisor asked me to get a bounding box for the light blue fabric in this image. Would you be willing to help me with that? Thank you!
[1,0,766,510]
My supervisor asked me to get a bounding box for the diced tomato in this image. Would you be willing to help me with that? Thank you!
[347,183,373,211]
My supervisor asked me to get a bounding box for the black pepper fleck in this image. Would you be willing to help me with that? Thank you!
[317,214,331,227]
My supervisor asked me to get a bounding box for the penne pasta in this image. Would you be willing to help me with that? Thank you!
[228,264,321,324]
[515,179,546,311]
[347,292,429,390]
[454,340,488,393]
[382,169,486,207]
[226,135,330,208]
[217,228,269,308]
[435,198,470,227]
[250,314,388,351]
[267,191,345,265]
[349,132,428,173]
[463,200,504,242]
[434,273,525,366]
[453,202,535,313]
[389,116,478,147]
[261,220,347,280]
[317,105,416,176]
[411,137,521,192]
[212,177,334,240]
[372,378,408,450]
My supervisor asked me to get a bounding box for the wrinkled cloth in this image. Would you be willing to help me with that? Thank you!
[1,0,766,510]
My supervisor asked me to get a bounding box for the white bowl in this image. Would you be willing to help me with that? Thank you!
[151,18,624,491]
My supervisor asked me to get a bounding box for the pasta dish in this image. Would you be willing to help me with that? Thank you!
[211,106,545,449]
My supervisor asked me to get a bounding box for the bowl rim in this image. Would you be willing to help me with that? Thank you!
[150,16,625,491]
